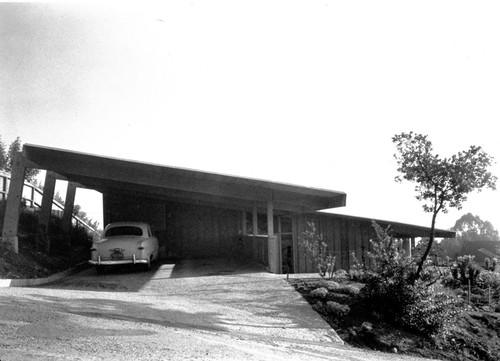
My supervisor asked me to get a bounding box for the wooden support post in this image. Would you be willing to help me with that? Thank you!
[38,171,57,253]
[241,210,247,236]
[1,153,26,253]
[252,205,258,262]
[267,200,281,274]
[403,237,412,258]
[62,182,77,244]
[102,193,111,227]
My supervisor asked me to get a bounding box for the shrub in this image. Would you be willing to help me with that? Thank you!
[361,273,461,336]
[396,285,461,335]
[451,255,482,286]
[368,221,414,278]
[310,287,329,299]
[476,270,500,290]
[332,269,349,281]
[326,301,350,318]
[299,221,336,279]
[484,257,498,272]
[358,222,462,337]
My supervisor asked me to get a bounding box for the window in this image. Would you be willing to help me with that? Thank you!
[105,226,143,237]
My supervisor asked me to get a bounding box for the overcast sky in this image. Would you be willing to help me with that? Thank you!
[1,1,500,231]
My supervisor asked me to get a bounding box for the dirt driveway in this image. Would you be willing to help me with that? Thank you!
[0,259,434,361]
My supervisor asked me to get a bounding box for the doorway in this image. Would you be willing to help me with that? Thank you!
[278,216,294,274]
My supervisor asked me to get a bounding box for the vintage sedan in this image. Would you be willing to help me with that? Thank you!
[89,222,160,273]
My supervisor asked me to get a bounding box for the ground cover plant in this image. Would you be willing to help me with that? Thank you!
[291,221,500,361]
[0,203,94,279]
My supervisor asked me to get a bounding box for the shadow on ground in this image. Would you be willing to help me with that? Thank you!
[40,258,268,292]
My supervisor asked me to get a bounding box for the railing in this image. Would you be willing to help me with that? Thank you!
[0,170,95,232]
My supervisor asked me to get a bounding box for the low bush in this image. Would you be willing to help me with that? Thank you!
[396,285,461,335]
[361,273,461,336]
[298,221,336,280]
[450,255,482,286]
[326,301,350,318]
[355,221,462,337]
[476,270,500,290]
[310,287,329,299]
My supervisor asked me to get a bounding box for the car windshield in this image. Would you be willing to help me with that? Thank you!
[105,226,143,237]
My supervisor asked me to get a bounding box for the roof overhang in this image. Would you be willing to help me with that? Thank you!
[22,144,347,214]
[319,211,455,238]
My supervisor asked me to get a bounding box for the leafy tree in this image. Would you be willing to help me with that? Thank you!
[451,213,499,242]
[7,136,22,171]
[0,136,7,170]
[393,132,497,282]
[1,136,40,182]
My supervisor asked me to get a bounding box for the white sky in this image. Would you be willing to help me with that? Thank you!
[1,1,500,231]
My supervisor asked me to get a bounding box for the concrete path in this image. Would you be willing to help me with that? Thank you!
[0,259,435,360]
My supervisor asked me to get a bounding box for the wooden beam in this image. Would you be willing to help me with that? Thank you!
[62,182,77,239]
[1,153,26,253]
[39,171,57,253]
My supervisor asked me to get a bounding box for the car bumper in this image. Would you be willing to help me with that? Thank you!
[89,255,148,266]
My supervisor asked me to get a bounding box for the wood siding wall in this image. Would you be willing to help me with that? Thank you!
[293,213,375,272]
[106,196,242,259]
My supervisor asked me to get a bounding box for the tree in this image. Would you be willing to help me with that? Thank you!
[0,136,7,170]
[393,132,497,282]
[451,213,499,242]
[2,136,40,182]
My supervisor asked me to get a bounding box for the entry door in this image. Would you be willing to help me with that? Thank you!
[279,216,294,274]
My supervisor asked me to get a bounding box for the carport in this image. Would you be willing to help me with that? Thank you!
[1,144,346,273]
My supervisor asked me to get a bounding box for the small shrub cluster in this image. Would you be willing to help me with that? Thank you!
[299,221,336,279]
[325,301,350,318]
[356,221,462,337]
[484,257,498,272]
[450,255,482,286]
[309,285,354,320]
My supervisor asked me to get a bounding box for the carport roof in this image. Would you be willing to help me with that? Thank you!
[22,144,347,214]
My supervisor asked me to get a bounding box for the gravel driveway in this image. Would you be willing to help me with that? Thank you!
[0,259,434,361]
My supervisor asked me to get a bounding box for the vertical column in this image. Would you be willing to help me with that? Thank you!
[403,237,412,258]
[62,182,77,244]
[102,193,111,227]
[241,210,247,236]
[30,185,35,207]
[1,152,26,253]
[267,200,281,274]
[252,205,258,262]
[38,171,57,253]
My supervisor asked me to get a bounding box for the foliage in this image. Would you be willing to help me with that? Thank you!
[484,257,498,272]
[452,213,500,242]
[396,285,461,336]
[450,255,482,286]
[0,135,40,181]
[298,221,336,279]
[393,132,497,282]
[0,136,7,171]
[439,237,465,259]
[367,221,414,279]
[361,270,461,336]
[325,301,350,318]
[356,221,461,336]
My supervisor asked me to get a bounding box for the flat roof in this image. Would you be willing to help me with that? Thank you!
[22,144,347,214]
[319,211,455,238]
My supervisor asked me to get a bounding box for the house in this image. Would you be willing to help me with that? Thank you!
[1,144,455,273]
